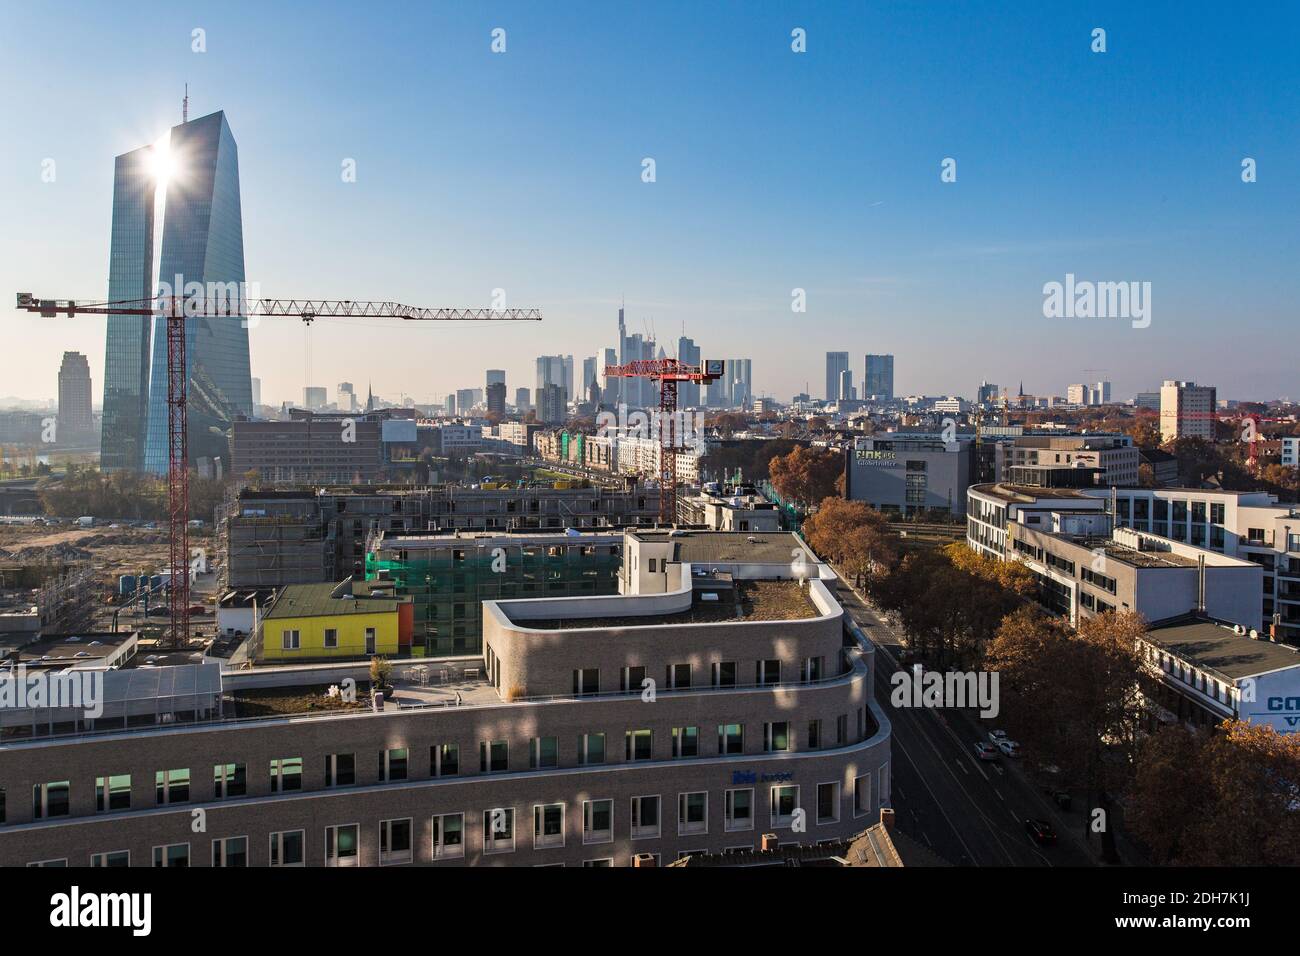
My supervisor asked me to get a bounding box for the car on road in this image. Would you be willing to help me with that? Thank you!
[988,729,1009,745]
[973,741,1000,761]
[996,739,1021,757]
[1025,819,1057,846]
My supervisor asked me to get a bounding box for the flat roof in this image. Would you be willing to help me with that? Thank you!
[12,632,136,664]
[1144,618,1300,680]
[631,530,816,565]
[263,582,406,620]
[970,483,1103,504]
[513,580,819,630]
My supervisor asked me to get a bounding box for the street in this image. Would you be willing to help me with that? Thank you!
[834,578,1098,867]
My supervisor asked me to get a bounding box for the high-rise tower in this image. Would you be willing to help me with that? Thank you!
[140,110,252,475]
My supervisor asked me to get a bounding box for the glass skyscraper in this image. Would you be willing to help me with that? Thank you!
[101,111,251,474]
[100,146,157,471]
[864,353,895,401]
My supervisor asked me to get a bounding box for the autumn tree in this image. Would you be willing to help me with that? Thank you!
[1127,721,1300,865]
[802,497,899,588]
[985,609,1151,861]
[768,445,842,510]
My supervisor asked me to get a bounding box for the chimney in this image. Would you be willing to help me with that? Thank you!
[880,807,896,829]
[1196,554,1206,615]
[761,832,780,852]
[632,852,657,868]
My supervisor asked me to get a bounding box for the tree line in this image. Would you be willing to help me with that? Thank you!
[797,491,1300,865]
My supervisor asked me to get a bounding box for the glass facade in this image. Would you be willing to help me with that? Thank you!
[100,146,157,472]
[142,111,252,475]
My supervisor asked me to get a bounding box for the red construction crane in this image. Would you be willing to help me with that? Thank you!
[604,357,724,523]
[17,291,541,647]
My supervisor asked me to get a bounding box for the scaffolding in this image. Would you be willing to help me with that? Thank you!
[366,535,623,656]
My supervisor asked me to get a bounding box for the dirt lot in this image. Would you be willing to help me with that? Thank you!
[0,523,221,641]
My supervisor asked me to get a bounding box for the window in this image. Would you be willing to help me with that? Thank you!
[712,661,737,687]
[631,795,661,839]
[718,723,744,754]
[625,729,653,761]
[325,824,359,867]
[672,726,699,758]
[530,736,559,769]
[91,851,130,868]
[725,789,753,831]
[431,743,458,776]
[807,719,822,750]
[577,733,605,765]
[270,830,305,867]
[380,818,413,865]
[212,836,248,867]
[583,858,613,867]
[757,659,781,685]
[153,844,189,868]
[804,657,823,682]
[583,799,613,844]
[379,747,408,781]
[326,753,355,787]
[572,668,599,696]
[764,721,791,752]
[534,803,565,849]
[281,629,300,650]
[620,665,647,693]
[33,781,70,818]
[323,628,338,649]
[678,792,708,835]
[155,769,190,805]
[214,763,246,799]
[770,785,800,828]
[270,757,303,792]
[483,808,516,854]
[817,782,841,824]
[95,774,131,813]
[432,813,464,860]
[666,663,691,689]
[837,714,848,745]
[480,740,508,773]
[853,775,871,817]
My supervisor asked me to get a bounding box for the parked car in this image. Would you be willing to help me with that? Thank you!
[1025,819,1057,846]
[973,741,1000,761]
[988,729,1009,745]
[996,739,1021,757]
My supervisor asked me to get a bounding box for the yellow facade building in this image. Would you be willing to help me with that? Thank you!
[258,579,412,661]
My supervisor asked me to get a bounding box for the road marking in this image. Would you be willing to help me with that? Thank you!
[955,759,969,775]
[994,788,1005,802]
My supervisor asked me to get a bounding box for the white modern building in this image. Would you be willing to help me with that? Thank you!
[968,483,1300,643]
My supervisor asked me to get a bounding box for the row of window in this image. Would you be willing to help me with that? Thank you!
[25,779,883,867]
[570,656,831,696]
[12,710,869,823]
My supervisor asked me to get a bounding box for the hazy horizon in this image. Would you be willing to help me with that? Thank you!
[2,0,1296,409]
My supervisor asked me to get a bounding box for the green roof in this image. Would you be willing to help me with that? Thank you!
[264,582,407,620]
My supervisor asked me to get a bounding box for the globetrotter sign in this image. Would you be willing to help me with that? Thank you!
[855,449,898,466]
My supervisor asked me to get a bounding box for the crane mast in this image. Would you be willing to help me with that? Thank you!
[16,291,542,647]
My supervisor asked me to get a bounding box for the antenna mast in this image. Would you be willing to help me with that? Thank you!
[183,84,189,123]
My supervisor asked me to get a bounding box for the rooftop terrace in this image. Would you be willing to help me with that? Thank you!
[513,579,819,630]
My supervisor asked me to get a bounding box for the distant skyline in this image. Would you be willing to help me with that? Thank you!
[2,1,1297,407]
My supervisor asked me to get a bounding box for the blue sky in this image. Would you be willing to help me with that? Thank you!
[2,0,1296,406]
